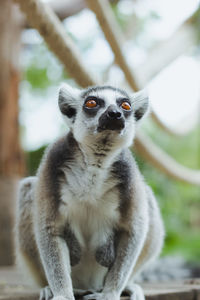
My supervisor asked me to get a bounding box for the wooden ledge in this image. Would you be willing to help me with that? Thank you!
[0,267,200,300]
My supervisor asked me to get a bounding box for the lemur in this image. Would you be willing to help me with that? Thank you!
[15,84,164,300]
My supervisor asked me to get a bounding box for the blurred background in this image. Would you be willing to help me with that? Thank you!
[0,0,199,267]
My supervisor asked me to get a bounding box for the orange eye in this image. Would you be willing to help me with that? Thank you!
[85,99,97,108]
[121,101,131,110]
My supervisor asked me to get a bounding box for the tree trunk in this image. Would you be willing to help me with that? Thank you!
[0,0,25,265]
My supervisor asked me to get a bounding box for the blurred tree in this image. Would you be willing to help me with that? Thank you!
[0,0,25,265]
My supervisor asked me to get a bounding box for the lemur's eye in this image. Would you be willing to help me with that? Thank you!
[121,101,131,111]
[85,99,97,108]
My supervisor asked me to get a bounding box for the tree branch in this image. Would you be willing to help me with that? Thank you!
[14,0,200,185]
[86,0,197,136]
[14,0,96,88]
[137,24,196,86]
[134,132,200,186]
[24,0,120,26]
[86,0,139,91]
[48,0,86,21]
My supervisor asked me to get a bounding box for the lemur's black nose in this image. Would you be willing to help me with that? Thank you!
[107,106,122,120]
[98,105,125,132]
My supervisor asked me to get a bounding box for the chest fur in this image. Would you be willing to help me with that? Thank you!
[59,164,120,249]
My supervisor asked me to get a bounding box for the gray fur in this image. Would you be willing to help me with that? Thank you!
[95,231,118,268]
[64,226,82,266]
[15,84,164,300]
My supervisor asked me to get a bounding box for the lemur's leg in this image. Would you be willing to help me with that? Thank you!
[34,169,76,300]
[82,186,164,300]
[129,187,164,279]
[125,187,164,299]
[16,177,47,287]
[83,209,149,299]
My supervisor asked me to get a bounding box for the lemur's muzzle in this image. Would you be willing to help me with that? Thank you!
[97,105,125,132]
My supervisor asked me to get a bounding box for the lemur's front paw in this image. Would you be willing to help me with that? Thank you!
[83,292,120,300]
[39,286,75,300]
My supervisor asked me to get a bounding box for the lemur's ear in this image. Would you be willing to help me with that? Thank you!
[58,83,80,126]
[131,89,149,121]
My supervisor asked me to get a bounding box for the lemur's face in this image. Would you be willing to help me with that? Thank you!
[59,84,149,148]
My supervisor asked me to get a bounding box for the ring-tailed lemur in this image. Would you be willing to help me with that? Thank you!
[15,84,164,300]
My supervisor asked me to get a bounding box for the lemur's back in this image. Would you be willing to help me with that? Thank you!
[16,176,47,287]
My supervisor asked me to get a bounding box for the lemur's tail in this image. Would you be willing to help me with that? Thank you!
[136,257,200,282]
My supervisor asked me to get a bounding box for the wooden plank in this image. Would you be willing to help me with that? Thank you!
[0,267,200,300]
[0,284,199,300]
[0,283,199,300]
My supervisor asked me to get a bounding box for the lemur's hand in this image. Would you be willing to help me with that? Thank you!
[83,292,120,300]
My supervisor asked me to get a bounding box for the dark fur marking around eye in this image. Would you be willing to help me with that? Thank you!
[117,98,132,118]
[83,96,105,117]
[83,106,99,117]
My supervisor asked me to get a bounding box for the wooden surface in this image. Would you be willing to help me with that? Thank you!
[0,267,200,300]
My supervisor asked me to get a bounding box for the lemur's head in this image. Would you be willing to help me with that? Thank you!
[59,84,149,149]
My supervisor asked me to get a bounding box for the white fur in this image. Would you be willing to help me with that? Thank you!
[58,154,120,290]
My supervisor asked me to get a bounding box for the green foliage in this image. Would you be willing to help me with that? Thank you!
[191,6,200,44]
[25,145,46,176]
[138,159,200,261]
[111,3,133,31]
[143,120,200,169]
[134,121,200,261]
[23,42,69,91]
[25,65,51,90]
